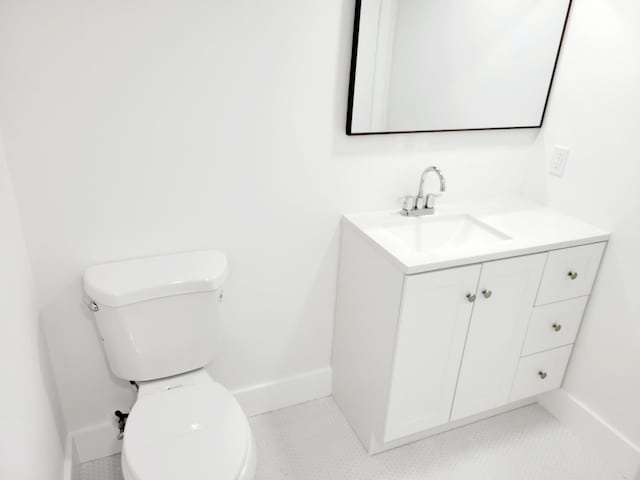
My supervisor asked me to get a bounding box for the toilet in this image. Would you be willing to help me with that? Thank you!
[84,250,256,480]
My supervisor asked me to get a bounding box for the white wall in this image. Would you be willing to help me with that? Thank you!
[0,133,65,478]
[0,0,540,437]
[527,0,640,447]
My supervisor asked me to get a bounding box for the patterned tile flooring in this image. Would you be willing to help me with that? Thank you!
[80,398,621,480]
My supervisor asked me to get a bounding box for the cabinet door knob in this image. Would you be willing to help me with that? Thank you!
[466,293,476,303]
[552,323,562,332]
[538,371,548,380]
[482,289,492,299]
[568,271,578,280]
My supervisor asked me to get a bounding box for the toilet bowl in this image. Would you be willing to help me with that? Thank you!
[122,369,256,480]
[83,250,256,480]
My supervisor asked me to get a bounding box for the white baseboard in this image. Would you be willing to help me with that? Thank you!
[73,422,122,463]
[233,366,333,417]
[538,389,640,480]
[71,366,332,463]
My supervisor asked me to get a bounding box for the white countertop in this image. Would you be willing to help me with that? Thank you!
[343,198,610,274]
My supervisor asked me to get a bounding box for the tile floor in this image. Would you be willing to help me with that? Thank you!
[80,397,622,480]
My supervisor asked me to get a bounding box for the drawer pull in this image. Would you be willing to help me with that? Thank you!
[567,271,578,280]
[538,371,548,380]
[466,293,476,303]
[552,323,562,332]
[482,289,492,299]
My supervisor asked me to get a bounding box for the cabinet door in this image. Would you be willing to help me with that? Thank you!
[384,265,480,442]
[450,254,546,421]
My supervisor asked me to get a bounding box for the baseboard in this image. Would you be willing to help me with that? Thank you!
[538,389,640,480]
[72,422,122,463]
[70,366,332,463]
[233,366,333,417]
[63,433,80,480]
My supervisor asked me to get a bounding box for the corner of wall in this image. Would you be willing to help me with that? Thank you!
[538,389,640,480]
[63,434,81,480]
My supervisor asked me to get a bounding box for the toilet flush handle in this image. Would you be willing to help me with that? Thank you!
[85,299,99,312]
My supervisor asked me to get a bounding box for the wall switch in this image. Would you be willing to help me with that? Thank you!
[549,146,569,177]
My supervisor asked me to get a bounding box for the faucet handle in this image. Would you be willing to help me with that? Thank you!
[425,192,443,209]
[402,195,416,211]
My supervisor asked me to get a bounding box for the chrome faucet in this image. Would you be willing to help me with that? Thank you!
[401,166,446,216]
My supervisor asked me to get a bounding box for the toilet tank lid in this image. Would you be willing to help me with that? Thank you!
[83,250,228,307]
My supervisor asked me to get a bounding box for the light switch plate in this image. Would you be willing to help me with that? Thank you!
[549,146,569,177]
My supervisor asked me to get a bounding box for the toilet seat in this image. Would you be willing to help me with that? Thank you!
[122,377,253,480]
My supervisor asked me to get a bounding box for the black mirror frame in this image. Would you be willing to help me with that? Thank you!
[346,0,574,136]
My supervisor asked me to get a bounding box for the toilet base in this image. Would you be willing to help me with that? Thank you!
[122,430,256,480]
[120,369,256,480]
[238,434,257,480]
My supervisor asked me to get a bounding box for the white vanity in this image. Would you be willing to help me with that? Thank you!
[332,199,609,454]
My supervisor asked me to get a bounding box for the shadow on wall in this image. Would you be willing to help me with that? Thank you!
[287,228,341,373]
[40,277,136,433]
[37,317,67,447]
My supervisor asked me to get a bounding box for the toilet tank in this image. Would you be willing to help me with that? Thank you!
[83,250,228,382]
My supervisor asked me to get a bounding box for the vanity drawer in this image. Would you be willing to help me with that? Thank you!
[521,297,587,356]
[510,345,572,401]
[535,243,605,305]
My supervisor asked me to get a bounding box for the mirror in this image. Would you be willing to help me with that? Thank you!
[346,0,572,135]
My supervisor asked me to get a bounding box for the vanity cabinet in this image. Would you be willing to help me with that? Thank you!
[449,254,546,422]
[384,265,479,441]
[332,222,606,454]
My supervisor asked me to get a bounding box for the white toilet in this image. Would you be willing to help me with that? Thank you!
[84,250,256,480]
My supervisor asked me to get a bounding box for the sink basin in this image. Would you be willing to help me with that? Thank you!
[343,199,610,274]
[372,214,510,253]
